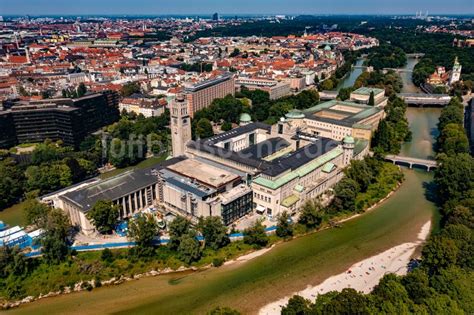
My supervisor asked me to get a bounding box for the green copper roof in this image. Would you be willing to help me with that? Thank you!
[322,162,336,173]
[239,113,252,122]
[294,184,305,193]
[351,87,384,96]
[343,136,355,144]
[354,139,369,155]
[285,109,305,119]
[253,147,343,190]
[281,194,300,208]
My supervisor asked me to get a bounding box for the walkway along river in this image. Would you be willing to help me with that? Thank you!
[7,58,441,315]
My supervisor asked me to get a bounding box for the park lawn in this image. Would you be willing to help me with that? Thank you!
[0,201,28,227]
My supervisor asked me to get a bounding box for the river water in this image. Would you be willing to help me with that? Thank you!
[399,57,440,160]
[9,60,441,315]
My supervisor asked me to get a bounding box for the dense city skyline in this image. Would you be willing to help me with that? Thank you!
[2,0,474,15]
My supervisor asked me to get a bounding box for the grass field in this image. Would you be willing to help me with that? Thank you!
[0,201,28,227]
[7,169,438,315]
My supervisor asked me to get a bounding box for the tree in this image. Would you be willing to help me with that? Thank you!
[320,79,334,90]
[0,158,25,210]
[128,213,159,257]
[197,216,229,250]
[437,123,469,155]
[434,153,473,205]
[281,295,312,315]
[368,91,375,106]
[195,118,214,139]
[438,98,464,131]
[221,121,232,132]
[276,211,293,238]
[39,208,70,264]
[77,83,87,97]
[177,232,202,264]
[24,199,50,227]
[332,178,360,213]
[101,248,114,263]
[422,236,459,273]
[0,246,28,278]
[243,220,269,248]
[229,48,240,57]
[121,82,140,97]
[337,87,354,101]
[168,216,192,250]
[314,288,370,314]
[298,200,323,229]
[87,200,120,234]
[401,268,433,304]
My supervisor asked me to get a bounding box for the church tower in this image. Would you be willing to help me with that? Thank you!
[449,56,462,86]
[170,94,192,157]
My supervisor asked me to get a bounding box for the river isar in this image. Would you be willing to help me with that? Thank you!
[9,58,441,315]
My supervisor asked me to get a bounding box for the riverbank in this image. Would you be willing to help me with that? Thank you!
[2,164,402,310]
[4,169,436,315]
[259,221,432,315]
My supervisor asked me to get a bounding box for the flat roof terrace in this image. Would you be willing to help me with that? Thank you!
[167,159,240,189]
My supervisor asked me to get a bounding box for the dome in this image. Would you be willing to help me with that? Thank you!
[324,45,332,51]
[343,136,355,144]
[239,113,252,123]
[285,109,305,119]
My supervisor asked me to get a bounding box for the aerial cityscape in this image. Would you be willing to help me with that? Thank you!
[0,0,473,314]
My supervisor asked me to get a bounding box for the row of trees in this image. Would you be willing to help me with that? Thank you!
[371,97,412,155]
[436,98,470,156]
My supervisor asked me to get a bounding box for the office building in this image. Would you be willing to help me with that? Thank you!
[236,77,292,100]
[184,73,235,117]
[0,111,17,149]
[0,91,119,149]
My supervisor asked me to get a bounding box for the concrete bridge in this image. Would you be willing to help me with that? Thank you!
[406,53,425,59]
[385,155,437,171]
[383,68,413,73]
[397,93,451,106]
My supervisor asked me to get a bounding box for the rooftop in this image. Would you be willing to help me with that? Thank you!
[166,158,240,189]
[60,157,185,212]
[351,87,385,96]
[303,100,382,127]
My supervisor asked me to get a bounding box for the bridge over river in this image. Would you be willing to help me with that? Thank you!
[384,155,437,171]
[397,93,451,106]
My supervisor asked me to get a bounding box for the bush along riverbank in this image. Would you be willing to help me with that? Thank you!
[0,158,403,309]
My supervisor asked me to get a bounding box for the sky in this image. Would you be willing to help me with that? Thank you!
[1,0,473,16]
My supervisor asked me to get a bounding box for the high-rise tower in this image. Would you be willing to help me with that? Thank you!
[170,94,192,157]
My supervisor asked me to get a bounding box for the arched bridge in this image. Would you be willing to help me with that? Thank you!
[385,155,437,172]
